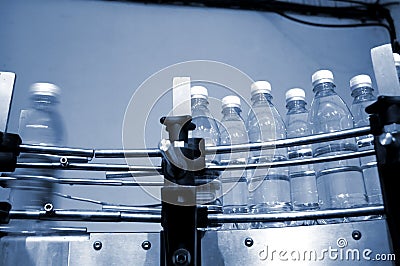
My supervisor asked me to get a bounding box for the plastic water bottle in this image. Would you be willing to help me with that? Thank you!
[309,70,368,211]
[190,86,222,211]
[246,81,291,228]
[9,82,65,231]
[349,74,383,206]
[285,88,319,211]
[219,95,249,229]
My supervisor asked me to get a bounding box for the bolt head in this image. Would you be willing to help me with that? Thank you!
[93,241,102,251]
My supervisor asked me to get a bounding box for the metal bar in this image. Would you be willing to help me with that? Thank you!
[12,150,374,172]
[102,205,161,213]
[209,206,384,223]
[208,150,375,171]
[106,171,161,179]
[206,126,371,154]
[19,144,95,158]
[16,162,161,172]
[9,206,383,223]
[9,210,161,222]
[0,175,164,187]
[94,149,162,158]
[17,127,370,158]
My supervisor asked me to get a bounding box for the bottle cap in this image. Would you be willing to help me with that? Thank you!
[30,82,61,97]
[222,95,241,108]
[190,86,208,99]
[251,80,272,96]
[311,70,334,86]
[349,74,372,91]
[285,88,306,103]
[393,53,400,67]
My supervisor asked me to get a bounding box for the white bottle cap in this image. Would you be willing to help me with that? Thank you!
[349,74,372,91]
[311,69,334,86]
[285,88,306,103]
[190,86,208,99]
[222,95,241,108]
[393,53,400,67]
[251,80,272,96]
[30,82,61,97]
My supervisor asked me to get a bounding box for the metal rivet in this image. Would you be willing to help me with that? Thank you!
[93,241,102,251]
[60,157,68,167]
[244,237,254,247]
[142,240,151,250]
[352,230,362,240]
[44,203,53,213]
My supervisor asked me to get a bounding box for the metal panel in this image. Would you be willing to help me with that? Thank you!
[0,220,395,265]
[0,72,16,132]
[68,232,161,266]
[172,77,191,116]
[201,219,395,265]
[371,43,400,96]
[0,234,87,266]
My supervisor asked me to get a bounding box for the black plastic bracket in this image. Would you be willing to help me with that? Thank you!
[0,131,21,172]
[366,95,400,258]
[0,202,11,224]
[160,115,205,266]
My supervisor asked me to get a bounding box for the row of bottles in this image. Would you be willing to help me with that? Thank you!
[189,69,385,228]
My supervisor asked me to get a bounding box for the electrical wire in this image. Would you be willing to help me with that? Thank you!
[277,11,394,44]
[53,191,161,208]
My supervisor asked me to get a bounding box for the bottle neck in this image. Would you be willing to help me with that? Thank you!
[286,100,307,114]
[221,106,242,117]
[351,86,375,102]
[30,95,59,110]
[313,82,336,97]
[251,92,273,105]
[191,97,209,108]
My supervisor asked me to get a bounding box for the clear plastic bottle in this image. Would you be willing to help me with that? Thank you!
[349,74,382,206]
[285,88,319,211]
[190,86,222,210]
[219,95,249,230]
[8,82,65,232]
[309,70,368,211]
[246,81,291,228]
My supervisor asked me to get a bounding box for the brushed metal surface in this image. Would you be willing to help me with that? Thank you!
[172,77,191,116]
[0,219,395,265]
[371,43,400,96]
[0,72,16,132]
[201,219,395,265]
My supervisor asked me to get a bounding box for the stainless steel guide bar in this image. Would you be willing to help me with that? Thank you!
[18,126,371,158]
[0,175,164,186]
[8,205,384,223]
[11,149,375,172]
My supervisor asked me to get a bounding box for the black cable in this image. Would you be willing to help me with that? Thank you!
[277,11,393,41]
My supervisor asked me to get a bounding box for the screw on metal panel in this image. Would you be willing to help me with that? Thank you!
[142,240,151,250]
[352,230,362,240]
[60,157,68,167]
[244,237,254,247]
[93,241,102,251]
[172,248,191,266]
[44,203,54,213]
